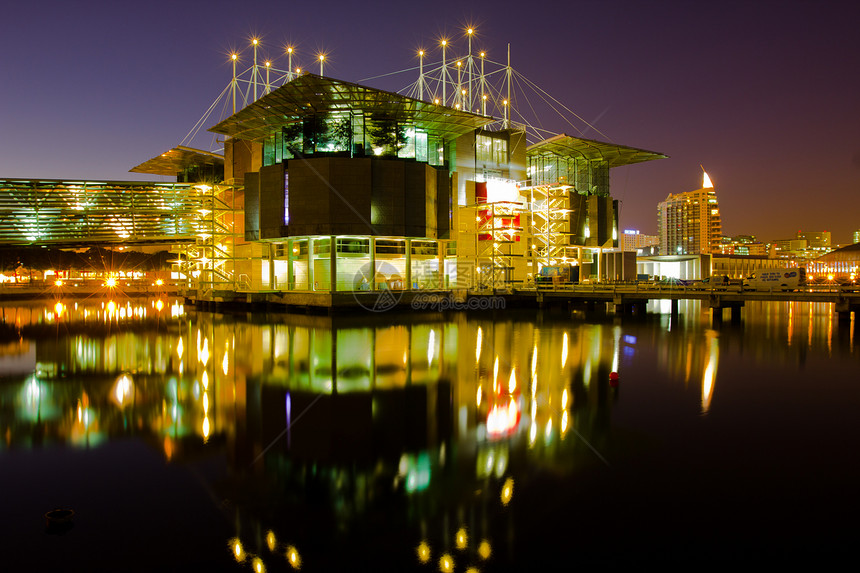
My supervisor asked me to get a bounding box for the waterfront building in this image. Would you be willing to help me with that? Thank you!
[807,242,860,283]
[854,229,860,245]
[711,254,793,279]
[0,37,666,297]
[150,68,663,293]
[657,171,722,255]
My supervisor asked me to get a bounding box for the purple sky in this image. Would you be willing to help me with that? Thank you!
[2,1,859,243]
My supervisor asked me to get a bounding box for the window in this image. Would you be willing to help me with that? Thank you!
[376,239,406,255]
[336,238,370,254]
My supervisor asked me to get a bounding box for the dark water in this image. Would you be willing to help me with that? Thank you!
[1,298,859,571]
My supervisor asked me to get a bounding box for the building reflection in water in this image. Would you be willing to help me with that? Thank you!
[0,297,853,568]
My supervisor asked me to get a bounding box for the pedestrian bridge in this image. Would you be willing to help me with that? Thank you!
[0,178,213,246]
[520,283,860,323]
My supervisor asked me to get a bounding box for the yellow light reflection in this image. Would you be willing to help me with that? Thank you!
[417,541,431,563]
[155,299,164,312]
[202,416,210,441]
[200,338,210,366]
[54,301,65,316]
[561,332,568,367]
[455,527,468,549]
[202,370,209,390]
[501,477,514,505]
[476,386,482,407]
[530,344,537,383]
[561,388,569,409]
[476,327,482,362]
[701,332,719,414]
[507,367,516,394]
[112,373,133,407]
[266,530,277,551]
[478,540,491,560]
[439,553,454,573]
[561,410,569,435]
[230,538,245,562]
[252,557,265,573]
[286,546,301,569]
[163,435,173,461]
[493,357,499,392]
[177,337,184,359]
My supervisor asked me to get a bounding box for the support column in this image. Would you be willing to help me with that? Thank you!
[670,299,679,317]
[370,237,377,291]
[287,239,294,291]
[330,235,337,292]
[308,238,315,291]
[711,307,723,328]
[406,239,412,290]
[268,242,275,290]
[731,305,742,323]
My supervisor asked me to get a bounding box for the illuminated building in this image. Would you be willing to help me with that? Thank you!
[807,242,860,283]
[657,171,722,255]
[188,71,663,293]
[622,229,659,253]
[718,235,767,256]
[0,36,665,296]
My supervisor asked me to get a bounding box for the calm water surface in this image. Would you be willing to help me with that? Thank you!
[1,298,858,570]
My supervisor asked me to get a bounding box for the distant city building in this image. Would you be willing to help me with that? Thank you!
[770,231,833,261]
[719,235,767,256]
[657,171,722,255]
[797,231,831,250]
[853,229,860,245]
[622,229,659,252]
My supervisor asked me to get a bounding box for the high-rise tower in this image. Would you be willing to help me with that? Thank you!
[657,171,722,255]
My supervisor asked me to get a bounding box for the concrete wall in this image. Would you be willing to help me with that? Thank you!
[244,172,261,241]
[225,138,261,184]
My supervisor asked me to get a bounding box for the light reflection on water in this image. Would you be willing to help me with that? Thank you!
[1,298,858,569]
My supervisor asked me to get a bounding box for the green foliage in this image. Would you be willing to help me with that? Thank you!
[367,114,407,156]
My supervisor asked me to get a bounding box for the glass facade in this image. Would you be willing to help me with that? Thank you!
[261,115,448,167]
[270,236,455,292]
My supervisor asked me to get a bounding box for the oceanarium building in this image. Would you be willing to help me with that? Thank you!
[0,60,665,301]
[133,71,665,299]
